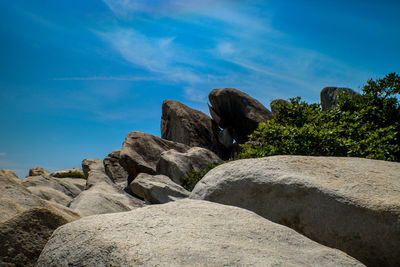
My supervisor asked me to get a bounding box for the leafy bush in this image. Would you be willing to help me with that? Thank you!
[181,163,218,191]
[53,171,86,179]
[239,73,400,161]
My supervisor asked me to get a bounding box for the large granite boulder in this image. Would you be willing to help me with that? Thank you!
[68,158,144,217]
[161,100,220,153]
[0,173,80,222]
[28,166,50,177]
[190,156,400,267]
[130,173,190,204]
[37,199,363,267]
[320,87,359,110]
[157,147,221,185]
[21,175,85,206]
[208,88,273,143]
[119,131,190,178]
[0,207,76,267]
[103,150,129,188]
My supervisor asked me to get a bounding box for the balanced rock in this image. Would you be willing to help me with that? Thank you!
[208,88,273,144]
[119,131,189,178]
[190,156,400,267]
[161,100,220,153]
[130,173,190,204]
[28,166,50,177]
[157,147,221,185]
[37,200,363,267]
[0,207,75,267]
[0,173,80,222]
[103,150,129,188]
[320,87,359,110]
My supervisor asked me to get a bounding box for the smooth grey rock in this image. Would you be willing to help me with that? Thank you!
[320,87,359,110]
[28,166,50,177]
[37,199,363,267]
[161,100,220,154]
[119,131,190,178]
[103,150,128,188]
[156,147,221,185]
[190,156,400,267]
[0,173,80,222]
[0,207,76,267]
[82,158,113,189]
[130,173,190,204]
[208,88,273,143]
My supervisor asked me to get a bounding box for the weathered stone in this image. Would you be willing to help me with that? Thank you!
[320,87,359,110]
[69,181,144,217]
[103,150,128,188]
[0,207,75,267]
[0,173,80,222]
[28,166,50,177]
[190,156,400,267]
[208,88,273,143]
[37,199,363,267]
[0,169,18,179]
[82,158,113,189]
[270,99,290,116]
[119,131,189,178]
[161,100,220,153]
[157,147,221,185]
[130,173,190,204]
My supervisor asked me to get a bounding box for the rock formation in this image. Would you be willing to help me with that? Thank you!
[37,200,364,267]
[103,149,129,189]
[190,156,400,266]
[320,87,359,110]
[28,166,50,177]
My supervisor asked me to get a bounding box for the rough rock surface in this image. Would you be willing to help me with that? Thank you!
[0,169,18,179]
[320,87,359,110]
[0,207,75,267]
[0,173,80,222]
[190,156,400,267]
[69,158,144,216]
[28,166,50,177]
[157,147,221,185]
[161,100,220,153]
[50,168,84,177]
[103,150,129,188]
[120,131,190,178]
[37,199,363,267]
[130,173,190,204]
[208,88,273,143]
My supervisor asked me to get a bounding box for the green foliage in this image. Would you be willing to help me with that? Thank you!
[181,163,219,191]
[53,171,86,179]
[239,73,400,162]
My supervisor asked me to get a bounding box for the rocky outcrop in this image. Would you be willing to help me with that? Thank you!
[320,87,359,110]
[103,150,128,188]
[190,156,400,267]
[119,131,190,178]
[0,169,18,179]
[68,158,144,217]
[0,173,80,222]
[21,175,85,206]
[28,166,50,177]
[208,88,273,144]
[37,199,364,267]
[161,100,220,153]
[130,173,190,204]
[156,147,221,185]
[0,207,76,267]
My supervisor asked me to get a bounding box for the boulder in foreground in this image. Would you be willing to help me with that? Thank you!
[190,156,400,267]
[37,199,363,267]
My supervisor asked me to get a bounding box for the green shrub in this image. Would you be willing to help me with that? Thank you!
[53,171,86,179]
[239,73,400,161]
[181,163,219,191]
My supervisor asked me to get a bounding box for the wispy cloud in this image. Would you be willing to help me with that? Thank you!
[0,152,6,157]
[53,76,159,81]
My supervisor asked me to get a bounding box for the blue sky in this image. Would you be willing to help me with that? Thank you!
[1,0,399,177]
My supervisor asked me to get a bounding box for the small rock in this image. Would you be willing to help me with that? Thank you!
[28,166,50,177]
